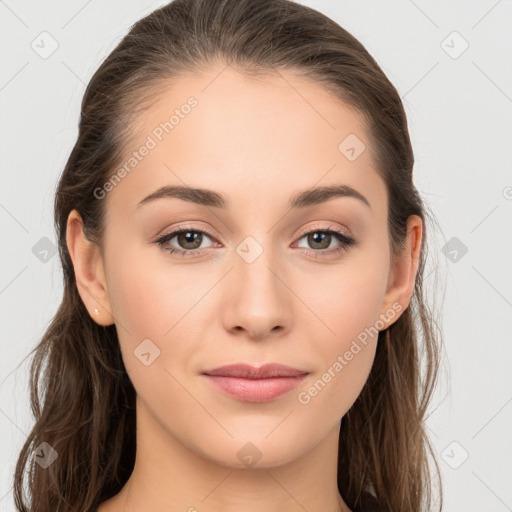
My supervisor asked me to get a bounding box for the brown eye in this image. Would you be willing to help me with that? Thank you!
[155,227,217,256]
[306,231,332,250]
[174,230,204,250]
[295,227,357,257]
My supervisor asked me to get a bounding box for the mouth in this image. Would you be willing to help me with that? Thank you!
[201,363,310,403]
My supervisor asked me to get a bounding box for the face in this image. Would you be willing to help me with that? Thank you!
[81,66,409,469]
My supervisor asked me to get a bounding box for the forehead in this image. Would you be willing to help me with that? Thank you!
[104,65,385,218]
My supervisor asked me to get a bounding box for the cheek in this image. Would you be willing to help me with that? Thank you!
[104,239,226,374]
[301,255,389,345]
[105,250,200,416]
[295,270,384,413]
[292,255,388,412]
[106,242,208,339]
[296,341,376,423]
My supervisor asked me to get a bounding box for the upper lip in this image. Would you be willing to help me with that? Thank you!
[202,363,309,379]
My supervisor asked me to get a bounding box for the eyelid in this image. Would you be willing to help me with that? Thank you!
[154,224,219,249]
[154,221,352,242]
[154,221,357,257]
[294,222,352,240]
[151,220,214,239]
[291,222,357,256]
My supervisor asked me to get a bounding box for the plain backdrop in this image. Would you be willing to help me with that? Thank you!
[1,1,511,510]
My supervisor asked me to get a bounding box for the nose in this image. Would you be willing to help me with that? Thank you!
[221,243,291,341]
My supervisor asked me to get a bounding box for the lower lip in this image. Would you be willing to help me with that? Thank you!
[203,374,308,403]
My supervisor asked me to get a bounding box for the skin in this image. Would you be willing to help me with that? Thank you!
[66,64,422,512]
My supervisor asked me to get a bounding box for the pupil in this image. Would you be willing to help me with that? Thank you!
[310,232,329,249]
[179,231,202,249]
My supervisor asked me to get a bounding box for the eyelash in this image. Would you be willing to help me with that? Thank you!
[155,224,357,258]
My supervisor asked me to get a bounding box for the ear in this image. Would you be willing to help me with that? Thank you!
[66,209,115,326]
[379,214,423,328]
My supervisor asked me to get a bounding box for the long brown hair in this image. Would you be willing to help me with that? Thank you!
[13,0,444,510]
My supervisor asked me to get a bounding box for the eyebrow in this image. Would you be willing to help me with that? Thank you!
[136,184,371,210]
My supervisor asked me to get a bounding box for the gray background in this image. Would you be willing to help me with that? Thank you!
[1,0,511,510]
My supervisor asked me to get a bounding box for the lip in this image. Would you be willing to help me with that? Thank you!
[201,363,309,403]
[203,363,309,379]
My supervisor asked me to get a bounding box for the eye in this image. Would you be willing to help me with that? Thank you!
[293,224,357,258]
[155,226,218,257]
[154,223,357,258]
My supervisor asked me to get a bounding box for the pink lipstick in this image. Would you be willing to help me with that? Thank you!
[202,363,309,403]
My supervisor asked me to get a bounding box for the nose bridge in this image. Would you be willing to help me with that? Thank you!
[235,233,284,303]
[222,232,290,337]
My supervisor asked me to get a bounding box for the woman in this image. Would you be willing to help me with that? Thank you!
[13,0,444,510]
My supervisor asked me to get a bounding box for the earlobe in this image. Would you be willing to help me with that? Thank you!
[379,215,423,329]
[65,209,115,326]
